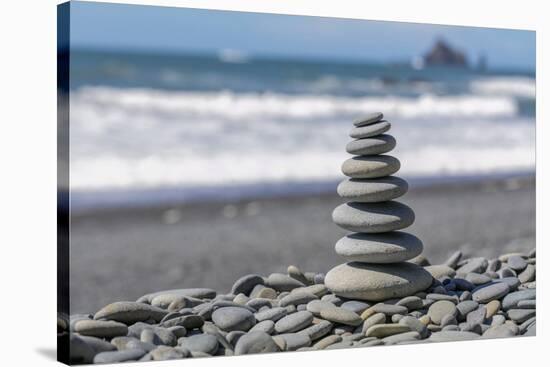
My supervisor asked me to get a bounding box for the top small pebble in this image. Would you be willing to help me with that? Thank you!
[353,112,384,127]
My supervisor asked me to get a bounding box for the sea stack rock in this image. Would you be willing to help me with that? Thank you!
[325,112,432,301]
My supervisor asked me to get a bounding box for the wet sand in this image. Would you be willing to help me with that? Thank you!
[69,174,535,314]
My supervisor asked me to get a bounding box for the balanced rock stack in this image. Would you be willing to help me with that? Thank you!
[325,112,433,301]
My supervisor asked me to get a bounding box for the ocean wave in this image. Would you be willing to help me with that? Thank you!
[73,86,518,122]
[470,76,535,98]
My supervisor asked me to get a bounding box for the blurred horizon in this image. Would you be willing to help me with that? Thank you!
[69,1,535,72]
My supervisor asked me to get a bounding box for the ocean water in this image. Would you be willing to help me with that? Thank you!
[69,50,535,210]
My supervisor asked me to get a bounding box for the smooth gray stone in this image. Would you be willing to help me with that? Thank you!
[428,301,458,325]
[346,134,396,155]
[231,274,264,296]
[78,335,117,354]
[502,289,536,310]
[320,307,362,326]
[457,258,488,274]
[274,311,313,333]
[519,316,536,333]
[297,320,333,340]
[265,273,305,292]
[507,309,536,323]
[482,324,517,339]
[424,265,456,279]
[490,314,506,326]
[368,303,408,315]
[523,324,536,336]
[279,291,317,307]
[93,349,146,364]
[70,314,92,332]
[274,333,311,351]
[341,300,371,314]
[507,255,527,271]
[306,300,337,316]
[518,264,536,283]
[248,320,275,334]
[335,231,422,263]
[459,322,482,334]
[487,259,501,272]
[226,331,245,347]
[178,334,219,354]
[396,296,423,311]
[341,155,400,179]
[493,277,520,291]
[466,306,486,325]
[332,201,415,233]
[440,314,458,327]
[472,282,510,303]
[429,331,479,342]
[321,294,344,306]
[255,307,288,322]
[137,288,216,304]
[150,346,186,361]
[365,324,411,338]
[465,273,492,286]
[362,313,386,333]
[444,251,463,269]
[426,293,459,304]
[326,262,432,301]
[234,331,280,355]
[409,255,431,266]
[353,112,384,127]
[517,300,536,309]
[74,320,128,339]
[441,325,459,331]
[94,301,168,324]
[162,315,204,329]
[383,331,421,345]
[399,316,429,338]
[70,334,96,364]
[391,314,404,323]
[337,176,408,203]
[456,301,480,321]
[246,298,272,311]
[211,307,255,332]
[350,120,391,138]
[127,339,156,352]
[498,267,517,279]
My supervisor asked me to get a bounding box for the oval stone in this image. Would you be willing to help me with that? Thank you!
[325,262,432,301]
[332,201,415,233]
[353,112,383,127]
[234,331,280,355]
[334,232,423,263]
[274,311,313,333]
[211,307,256,332]
[94,302,168,324]
[346,134,396,155]
[319,307,362,326]
[349,120,391,139]
[472,282,510,304]
[428,301,458,325]
[341,155,400,179]
[75,320,128,339]
[337,176,408,203]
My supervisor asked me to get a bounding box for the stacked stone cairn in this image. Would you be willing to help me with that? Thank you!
[325,112,433,301]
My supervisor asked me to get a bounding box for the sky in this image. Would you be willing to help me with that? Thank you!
[69,1,535,71]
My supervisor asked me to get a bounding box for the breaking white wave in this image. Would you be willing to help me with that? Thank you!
[470,76,536,98]
[69,86,535,192]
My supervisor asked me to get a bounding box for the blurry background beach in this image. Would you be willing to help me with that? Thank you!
[65,2,535,313]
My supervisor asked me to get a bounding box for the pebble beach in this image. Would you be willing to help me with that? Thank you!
[61,249,536,364]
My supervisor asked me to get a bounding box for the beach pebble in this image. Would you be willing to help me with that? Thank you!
[234,331,280,355]
[457,258,488,274]
[279,291,317,307]
[332,201,415,233]
[444,251,462,269]
[320,307,362,326]
[138,289,216,304]
[335,231,422,263]
[298,320,333,340]
[255,307,288,322]
[150,346,186,361]
[346,134,396,156]
[428,301,457,325]
[313,335,342,349]
[337,177,408,203]
[211,307,255,332]
[507,309,536,323]
[383,331,421,345]
[398,316,429,338]
[518,264,536,283]
[349,120,391,139]
[353,112,384,127]
[365,324,411,338]
[466,306,486,325]
[507,255,527,272]
[517,300,536,309]
[78,335,117,354]
[162,315,204,329]
[326,262,431,301]
[396,296,423,311]
[274,311,313,333]
[265,273,305,292]
[465,273,492,285]
[341,155,400,179]
[93,349,146,364]
[362,313,387,333]
[273,333,311,351]
[341,300,371,314]
[306,300,337,316]
[424,265,456,279]
[231,274,264,296]
[482,324,517,339]
[472,282,509,303]
[75,320,128,339]
[502,289,536,310]
[178,334,219,355]
[94,301,168,324]
[248,320,275,334]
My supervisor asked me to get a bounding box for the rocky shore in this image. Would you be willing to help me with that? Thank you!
[60,249,536,364]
